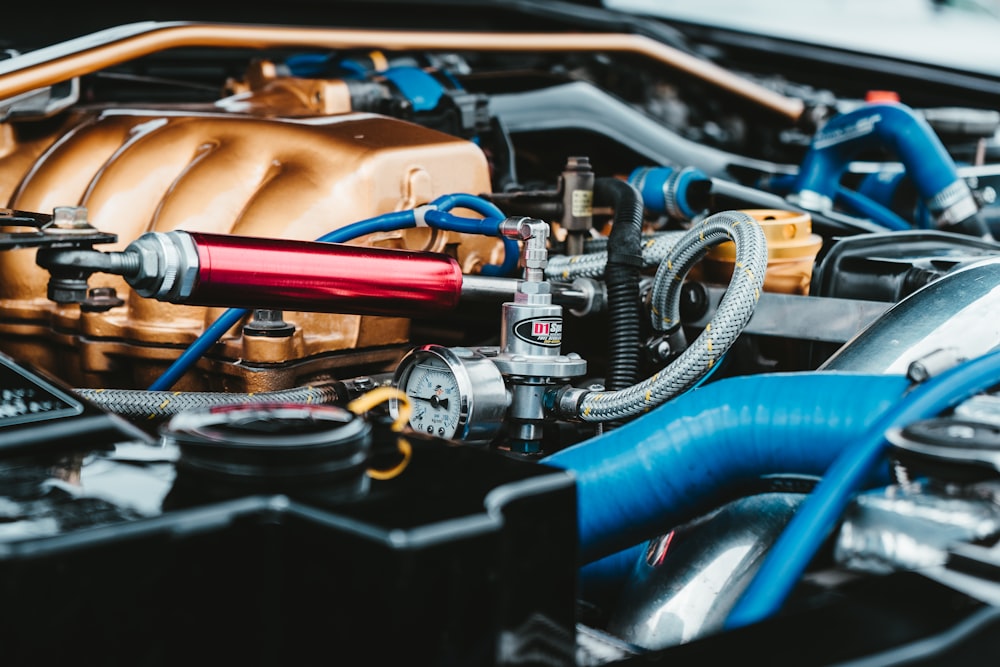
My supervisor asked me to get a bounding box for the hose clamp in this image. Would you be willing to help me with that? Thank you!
[929,181,979,229]
[662,166,705,221]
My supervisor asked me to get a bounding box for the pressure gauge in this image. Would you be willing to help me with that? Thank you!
[391,344,509,444]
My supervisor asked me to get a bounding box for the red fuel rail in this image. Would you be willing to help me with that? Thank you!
[187,232,464,317]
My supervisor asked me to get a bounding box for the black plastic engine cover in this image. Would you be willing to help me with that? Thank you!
[0,356,578,667]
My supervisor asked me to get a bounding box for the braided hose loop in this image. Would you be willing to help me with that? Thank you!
[650,210,766,332]
[576,210,767,422]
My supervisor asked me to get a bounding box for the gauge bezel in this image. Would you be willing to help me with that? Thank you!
[392,344,509,444]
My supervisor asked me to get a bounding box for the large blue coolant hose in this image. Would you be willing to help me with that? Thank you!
[726,346,1000,630]
[792,102,988,237]
[540,371,912,565]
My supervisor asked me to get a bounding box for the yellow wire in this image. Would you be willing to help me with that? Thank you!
[367,437,413,481]
[346,385,411,431]
[347,386,414,481]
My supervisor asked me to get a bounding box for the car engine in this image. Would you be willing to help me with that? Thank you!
[4,4,1000,664]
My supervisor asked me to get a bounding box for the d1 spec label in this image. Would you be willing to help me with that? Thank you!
[513,317,562,347]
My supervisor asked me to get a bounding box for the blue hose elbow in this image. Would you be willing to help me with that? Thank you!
[541,371,912,564]
[792,102,988,237]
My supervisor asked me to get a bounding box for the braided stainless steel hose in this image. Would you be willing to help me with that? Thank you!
[75,384,349,421]
[545,230,687,280]
[572,210,767,422]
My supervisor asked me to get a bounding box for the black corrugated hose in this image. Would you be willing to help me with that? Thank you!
[595,177,645,416]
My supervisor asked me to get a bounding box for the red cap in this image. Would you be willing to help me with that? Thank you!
[865,90,900,103]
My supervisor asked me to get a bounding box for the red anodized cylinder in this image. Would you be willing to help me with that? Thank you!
[184,232,464,317]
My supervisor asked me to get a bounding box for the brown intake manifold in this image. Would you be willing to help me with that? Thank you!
[0,94,498,391]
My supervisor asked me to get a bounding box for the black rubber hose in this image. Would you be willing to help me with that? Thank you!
[595,177,645,400]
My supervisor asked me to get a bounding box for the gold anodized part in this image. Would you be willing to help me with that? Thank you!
[702,209,824,295]
[218,59,354,117]
[0,105,495,390]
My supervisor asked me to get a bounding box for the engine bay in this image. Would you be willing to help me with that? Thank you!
[5,4,1000,664]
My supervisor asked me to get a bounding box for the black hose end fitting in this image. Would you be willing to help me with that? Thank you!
[545,384,589,421]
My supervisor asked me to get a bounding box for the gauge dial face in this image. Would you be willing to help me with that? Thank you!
[400,354,464,439]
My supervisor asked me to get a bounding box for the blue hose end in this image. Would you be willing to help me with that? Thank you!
[628,166,709,220]
[628,166,667,213]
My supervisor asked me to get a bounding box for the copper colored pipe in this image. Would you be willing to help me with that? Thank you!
[0,21,805,122]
